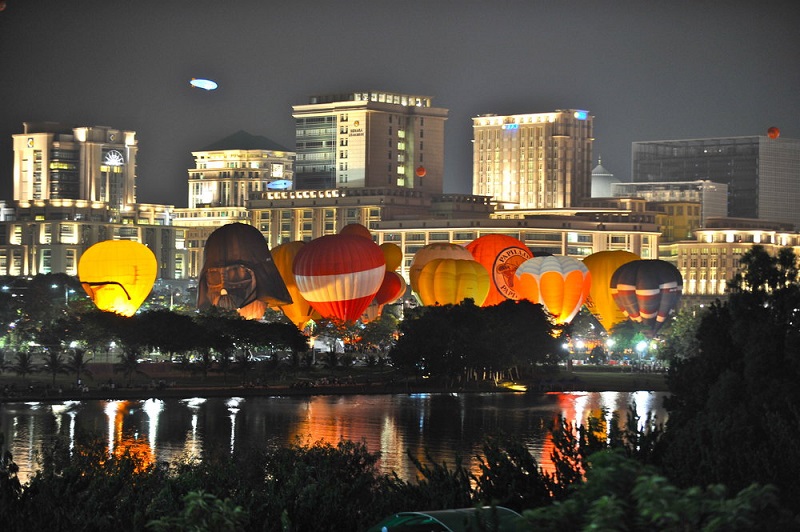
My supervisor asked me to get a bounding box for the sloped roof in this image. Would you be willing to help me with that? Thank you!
[198,130,288,152]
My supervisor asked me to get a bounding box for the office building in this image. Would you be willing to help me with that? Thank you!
[632,136,800,228]
[187,130,295,209]
[12,122,137,211]
[611,180,727,226]
[472,109,594,210]
[292,91,447,193]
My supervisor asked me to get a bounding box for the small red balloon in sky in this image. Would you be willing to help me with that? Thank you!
[0,1,7,12]
[767,127,780,139]
[415,166,426,177]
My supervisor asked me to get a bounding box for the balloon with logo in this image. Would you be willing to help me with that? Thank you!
[610,259,683,336]
[466,234,533,306]
[197,223,292,320]
[416,258,490,307]
[78,240,158,317]
[271,241,322,329]
[293,233,386,322]
[515,255,592,324]
[409,243,474,295]
[582,250,640,332]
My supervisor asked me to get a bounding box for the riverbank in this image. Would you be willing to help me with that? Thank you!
[0,364,668,403]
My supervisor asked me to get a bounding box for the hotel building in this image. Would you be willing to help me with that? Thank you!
[292,91,447,194]
[472,110,594,210]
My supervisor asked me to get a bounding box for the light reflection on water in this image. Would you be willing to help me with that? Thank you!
[0,391,668,484]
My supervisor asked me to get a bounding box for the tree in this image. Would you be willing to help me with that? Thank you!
[40,351,68,387]
[67,348,94,388]
[114,350,147,387]
[11,352,37,383]
[659,245,800,507]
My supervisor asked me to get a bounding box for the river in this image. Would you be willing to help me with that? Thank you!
[0,390,668,483]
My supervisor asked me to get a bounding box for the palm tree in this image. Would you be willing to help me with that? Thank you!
[67,349,93,388]
[41,351,69,387]
[114,350,147,387]
[11,352,37,384]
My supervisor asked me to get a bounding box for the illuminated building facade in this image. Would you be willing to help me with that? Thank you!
[0,200,188,279]
[12,122,137,211]
[632,136,800,228]
[187,130,295,208]
[292,91,447,193]
[611,180,727,227]
[660,218,800,305]
[472,110,594,210]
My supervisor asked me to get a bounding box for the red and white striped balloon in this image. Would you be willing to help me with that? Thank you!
[293,233,386,322]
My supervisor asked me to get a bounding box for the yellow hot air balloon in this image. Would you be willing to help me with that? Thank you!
[78,240,157,317]
[416,258,490,307]
[515,256,592,324]
[409,243,474,294]
[380,243,403,272]
[271,241,322,329]
[582,250,640,332]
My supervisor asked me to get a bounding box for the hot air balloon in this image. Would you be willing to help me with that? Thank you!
[767,126,780,139]
[515,255,592,324]
[339,223,373,240]
[610,259,683,335]
[362,271,407,323]
[293,233,386,322]
[582,250,640,332]
[197,223,292,319]
[466,234,533,306]
[271,241,322,329]
[409,243,474,294]
[78,240,158,317]
[415,166,427,177]
[416,258,490,307]
[380,242,403,272]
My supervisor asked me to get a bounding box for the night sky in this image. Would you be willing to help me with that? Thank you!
[1,0,798,208]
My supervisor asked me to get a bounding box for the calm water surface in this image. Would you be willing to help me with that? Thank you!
[0,391,668,483]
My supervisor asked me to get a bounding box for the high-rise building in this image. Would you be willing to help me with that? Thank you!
[472,110,594,210]
[631,136,800,228]
[187,130,295,208]
[12,122,138,211]
[292,91,447,193]
[611,180,728,227]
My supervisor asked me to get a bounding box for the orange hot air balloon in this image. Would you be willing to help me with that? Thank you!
[362,271,407,323]
[610,259,683,336]
[380,242,403,272]
[466,234,533,306]
[415,166,426,177]
[271,241,322,329]
[409,243,474,294]
[78,240,158,317]
[767,126,780,139]
[339,223,373,240]
[515,256,592,324]
[416,258,490,307]
[582,250,640,332]
[197,223,292,319]
[293,233,386,322]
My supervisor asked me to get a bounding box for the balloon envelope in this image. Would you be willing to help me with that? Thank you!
[515,255,592,324]
[339,223,373,240]
[409,243,473,294]
[767,126,780,139]
[271,241,322,329]
[380,243,403,272]
[465,234,533,306]
[610,259,683,335]
[416,258,490,307]
[197,223,292,319]
[78,240,157,317]
[293,233,386,322]
[582,250,640,332]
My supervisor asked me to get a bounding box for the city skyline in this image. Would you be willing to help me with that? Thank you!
[0,0,797,208]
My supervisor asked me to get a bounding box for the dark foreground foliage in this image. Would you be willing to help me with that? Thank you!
[1,405,796,532]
